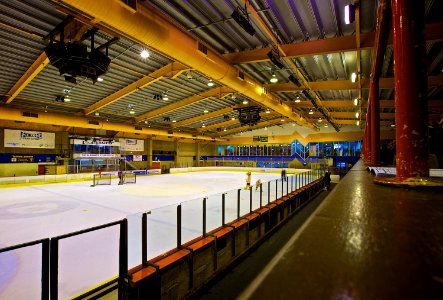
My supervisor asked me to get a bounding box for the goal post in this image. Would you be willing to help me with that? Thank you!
[123,172,136,184]
[92,173,112,186]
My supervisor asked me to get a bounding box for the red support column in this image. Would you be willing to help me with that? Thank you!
[370,80,380,165]
[392,0,429,179]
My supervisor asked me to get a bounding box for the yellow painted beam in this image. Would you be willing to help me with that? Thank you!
[135,87,233,122]
[4,52,49,104]
[197,119,238,132]
[0,106,223,141]
[223,22,443,64]
[83,62,189,115]
[219,118,286,136]
[265,76,443,92]
[171,107,234,128]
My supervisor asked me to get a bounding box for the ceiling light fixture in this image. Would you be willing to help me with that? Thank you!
[264,127,268,131]
[162,93,168,101]
[309,109,314,115]
[129,109,135,115]
[266,109,270,114]
[97,77,103,82]
[95,112,99,116]
[172,120,177,123]
[140,49,149,58]
[270,73,278,83]
[344,4,355,24]
[223,128,227,132]
[202,124,206,128]
[355,112,360,118]
[281,119,285,122]
[231,117,235,120]
[354,98,358,106]
[242,100,248,104]
[207,79,214,87]
[357,120,360,126]
[351,72,357,83]
[204,109,209,113]
[63,95,70,102]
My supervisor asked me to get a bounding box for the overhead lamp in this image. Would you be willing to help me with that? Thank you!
[357,120,360,126]
[309,109,314,115]
[264,127,268,131]
[344,4,355,25]
[267,49,284,69]
[281,119,285,122]
[144,120,148,124]
[172,120,177,123]
[97,77,103,82]
[207,79,214,87]
[231,117,235,120]
[318,118,322,122]
[162,93,168,100]
[95,112,100,116]
[391,123,396,127]
[292,123,296,127]
[265,109,270,114]
[324,124,329,128]
[242,100,249,104]
[270,73,278,83]
[231,6,256,36]
[202,124,206,128]
[63,95,70,102]
[204,109,209,113]
[129,109,135,115]
[223,128,227,132]
[140,49,149,58]
[351,72,357,83]
[354,98,358,106]
[355,112,360,118]
[294,95,301,103]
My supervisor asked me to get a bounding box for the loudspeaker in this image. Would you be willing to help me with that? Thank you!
[267,50,284,69]
[231,9,256,36]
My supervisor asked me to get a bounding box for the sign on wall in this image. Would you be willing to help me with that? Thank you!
[4,129,55,149]
[119,138,144,151]
[253,135,268,142]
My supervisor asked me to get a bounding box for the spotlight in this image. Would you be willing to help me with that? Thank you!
[344,4,355,25]
[288,74,301,87]
[140,49,149,58]
[351,72,357,83]
[267,49,284,69]
[231,6,256,36]
[270,73,278,83]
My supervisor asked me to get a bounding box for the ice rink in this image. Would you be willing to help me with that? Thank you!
[0,170,312,299]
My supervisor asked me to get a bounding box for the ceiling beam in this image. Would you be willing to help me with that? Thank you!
[171,107,234,128]
[310,111,395,119]
[4,52,49,104]
[197,119,238,132]
[294,99,442,108]
[265,75,443,92]
[223,21,443,64]
[134,87,233,122]
[83,62,189,115]
[0,106,222,141]
[218,118,285,137]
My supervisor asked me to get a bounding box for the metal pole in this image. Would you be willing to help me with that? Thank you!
[275,180,278,200]
[249,186,252,213]
[41,239,50,300]
[370,80,380,165]
[203,198,207,236]
[142,213,147,265]
[50,239,59,300]
[268,181,270,204]
[260,183,262,207]
[392,0,429,179]
[118,219,128,300]
[222,193,225,226]
[177,205,181,248]
[237,189,241,219]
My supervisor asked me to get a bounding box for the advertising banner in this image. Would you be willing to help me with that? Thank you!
[133,155,143,161]
[120,138,144,151]
[4,129,55,149]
